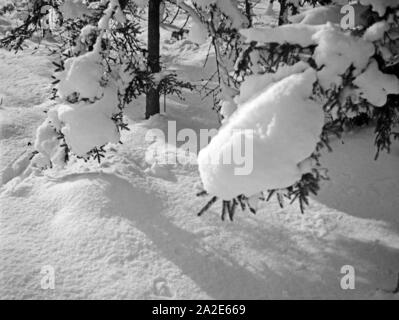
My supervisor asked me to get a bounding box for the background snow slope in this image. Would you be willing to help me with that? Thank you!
[1,2,399,299]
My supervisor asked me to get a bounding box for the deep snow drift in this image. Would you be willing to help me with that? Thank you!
[1,1,399,300]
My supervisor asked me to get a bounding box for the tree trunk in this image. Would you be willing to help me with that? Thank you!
[278,0,288,26]
[244,0,252,27]
[146,0,161,119]
[118,0,129,9]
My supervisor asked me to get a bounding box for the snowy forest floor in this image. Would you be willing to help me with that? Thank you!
[1,6,399,300]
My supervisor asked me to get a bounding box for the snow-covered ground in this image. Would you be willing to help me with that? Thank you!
[1,3,399,300]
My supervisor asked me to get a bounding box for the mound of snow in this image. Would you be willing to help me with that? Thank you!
[0,151,30,185]
[198,67,324,200]
[354,59,399,107]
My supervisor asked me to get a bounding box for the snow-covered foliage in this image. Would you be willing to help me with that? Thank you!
[1,0,193,166]
[197,0,399,208]
[51,87,121,157]
[34,0,123,164]
[193,0,249,29]
[354,59,399,107]
[22,0,151,165]
[2,0,399,214]
[312,24,376,90]
[199,66,324,200]
[57,51,106,100]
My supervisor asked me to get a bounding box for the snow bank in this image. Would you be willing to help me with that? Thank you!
[2,11,399,299]
[4,2,399,300]
[198,67,324,200]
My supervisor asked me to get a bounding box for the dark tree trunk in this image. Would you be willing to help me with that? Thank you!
[146,0,161,119]
[118,0,129,9]
[278,0,287,26]
[245,0,252,27]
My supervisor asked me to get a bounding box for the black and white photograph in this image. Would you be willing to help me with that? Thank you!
[0,0,399,302]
